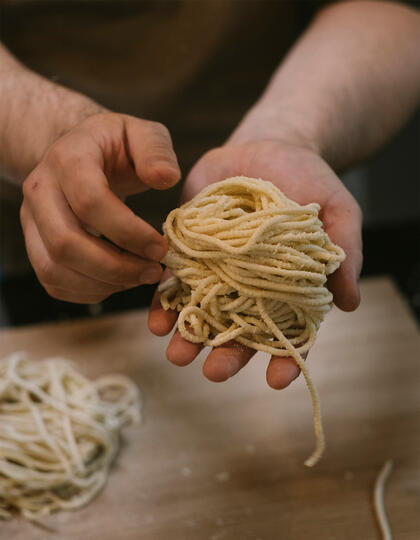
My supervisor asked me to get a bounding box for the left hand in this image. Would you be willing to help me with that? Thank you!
[148,139,362,389]
[20,113,180,303]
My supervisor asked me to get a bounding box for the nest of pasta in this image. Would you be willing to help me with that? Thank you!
[159,176,345,466]
[0,353,140,520]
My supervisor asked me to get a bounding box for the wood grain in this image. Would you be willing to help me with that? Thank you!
[0,277,419,540]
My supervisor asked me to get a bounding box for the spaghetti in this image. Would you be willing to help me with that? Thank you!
[159,176,345,466]
[0,352,140,520]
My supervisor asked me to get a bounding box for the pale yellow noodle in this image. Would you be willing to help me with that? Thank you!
[0,352,140,520]
[373,460,394,540]
[159,177,345,466]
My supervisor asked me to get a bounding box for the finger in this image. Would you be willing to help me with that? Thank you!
[125,117,181,190]
[42,285,111,304]
[266,356,302,390]
[327,245,363,311]
[202,341,255,382]
[322,193,363,311]
[23,171,162,286]
[47,143,168,262]
[166,330,203,367]
[148,271,178,336]
[20,204,134,302]
[181,146,244,202]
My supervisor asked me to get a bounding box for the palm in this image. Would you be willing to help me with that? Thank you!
[149,140,362,389]
[184,141,341,206]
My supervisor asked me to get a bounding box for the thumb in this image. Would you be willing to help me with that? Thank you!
[125,116,181,190]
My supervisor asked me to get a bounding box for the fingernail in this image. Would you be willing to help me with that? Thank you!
[144,243,166,261]
[140,266,162,284]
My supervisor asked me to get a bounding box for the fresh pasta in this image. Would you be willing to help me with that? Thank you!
[373,460,394,540]
[159,176,345,466]
[0,352,140,520]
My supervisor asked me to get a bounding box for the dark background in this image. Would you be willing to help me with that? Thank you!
[0,0,418,327]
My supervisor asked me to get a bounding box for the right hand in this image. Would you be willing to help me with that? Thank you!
[21,112,180,303]
[149,139,362,390]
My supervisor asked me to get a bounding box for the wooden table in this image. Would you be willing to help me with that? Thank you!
[1,277,419,540]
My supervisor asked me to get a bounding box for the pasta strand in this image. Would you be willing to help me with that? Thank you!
[0,352,140,520]
[159,177,345,466]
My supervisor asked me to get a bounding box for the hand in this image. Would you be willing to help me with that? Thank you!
[21,112,181,303]
[149,139,362,389]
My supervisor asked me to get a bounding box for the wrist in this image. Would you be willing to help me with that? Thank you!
[226,101,323,157]
[1,67,106,184]
[48,90,106,151]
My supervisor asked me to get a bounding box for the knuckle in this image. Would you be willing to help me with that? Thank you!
[37,260,56,285]
[157,123,170,139]
[46,142,80,169]
[89,112,124,135]
[22,172,40,200]
[147,120,170,139]
[99,111,122,126]
[72,188,99,219]
[47,231,73,261]
[44,285,64,301]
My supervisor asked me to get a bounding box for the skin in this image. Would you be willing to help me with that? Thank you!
[148,140,362,389]
[0,46,181,303]
[20,113,180,303]
[1,2,419,387]
[148,1,420,389]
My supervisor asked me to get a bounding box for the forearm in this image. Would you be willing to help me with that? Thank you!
[0,44,105,184]
[229,1,420,171]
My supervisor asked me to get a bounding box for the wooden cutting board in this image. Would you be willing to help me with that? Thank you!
[0,277,419,540]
